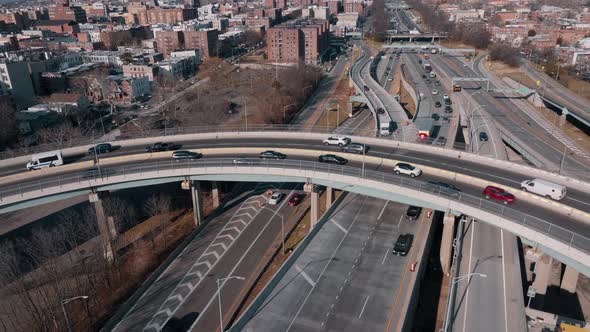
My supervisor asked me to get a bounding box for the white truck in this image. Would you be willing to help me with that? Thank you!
[27,150,64,170]
[520,178,566,200]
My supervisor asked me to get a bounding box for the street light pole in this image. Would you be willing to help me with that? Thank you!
[260,206,286,254]
[443,273,486,332]
[217,276,245,332]
[61,295,89,332]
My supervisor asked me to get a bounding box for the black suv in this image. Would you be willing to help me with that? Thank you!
[146,142,179,152]
[434,101,441,108]
[393,234,414,256]
[259,150,287,159]
[431,113,440,121]
[88,143,113,155]
[479,132,489,141]
[406,206,422,220]
[318,154,348,165]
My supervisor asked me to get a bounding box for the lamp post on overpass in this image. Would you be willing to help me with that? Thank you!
[217,276,245,332]
[260,206,286,254]
[61,295,89,332]
[443,273,487,332]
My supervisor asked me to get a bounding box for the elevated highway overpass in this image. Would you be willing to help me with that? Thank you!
[0,129,589,274]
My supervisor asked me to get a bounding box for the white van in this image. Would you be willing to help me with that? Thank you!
[520,178,566,200]
[26,150,64,170]
[379,122,391,136]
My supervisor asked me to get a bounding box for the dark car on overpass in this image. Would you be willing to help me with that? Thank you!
[406,206,422,220]
[259,150,287,159]
[393,234,414,256]
[88,143,113,155]
[146,142,179,152]
[318,154,348,165]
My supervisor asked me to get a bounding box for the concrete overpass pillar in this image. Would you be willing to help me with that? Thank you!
[561,265,579,294]
[440,213,456,275]
[191,181,203,227]
[325,186,334,211]
[89,192,116,262]
[532,254,553,296]
[211,181,220,209]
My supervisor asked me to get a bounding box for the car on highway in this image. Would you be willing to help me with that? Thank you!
[520,178,566,200]
[406,206,422,220]
[436,136,447,145]
[88,143,113,155]
[442,117,450,124]
[444,99,452,105]
[318,154,348,165]
[426,181,461,197]
[443,94,449,100]
[434,81,441,86]
[482,186,515,204]
[323,136,351,146]
[146,142,179,152]
[259,150,286,159]
[425,79,432,84]
[363,85,370,92]
[377,107,385,114]
[392,234,414,256]
[268,192,284,205]
[444,106,453,113]
[172,150,202,161]
[288,193,303,206]
[434,101,441,108]
[432,113,440,121]
[232,158,260,165]
[388,77,393,81]
[394,162,422,177]
[479,132,489,141]
[342,142,368,154]
[422,74,427,79]
[27,150,64,170]
[432,89,439,95]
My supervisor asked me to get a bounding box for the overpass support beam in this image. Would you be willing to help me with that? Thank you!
[440,213,456,275]
[561,265,579,293]
[532,254,553,297]
[211,181,220,209]
[325,186,334,211]
[89,192,116,262]
[311,189,319,229]
[191,181,203,227]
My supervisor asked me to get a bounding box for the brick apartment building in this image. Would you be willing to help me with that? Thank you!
[267,19,329,64]
[49,0,87,23]
[343,0,363,13]
[0,12,31,30]
[155,31,184,58]
[100,26,153,50]
[155,29,218,60]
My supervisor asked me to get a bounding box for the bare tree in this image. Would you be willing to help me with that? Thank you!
[144,193,172,218]
[36,122,82,147]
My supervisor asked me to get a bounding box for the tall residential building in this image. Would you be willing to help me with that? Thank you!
[145,7,198,25]
[267,19,329,64]
[183,30,218,60]
[267,27,302,63]
[0,12,31,30]
[155,31,184,58]
[0,62,36,109]
[48,4,87,23]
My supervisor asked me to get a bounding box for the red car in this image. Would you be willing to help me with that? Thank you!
[288,193,303,206]
[482,186,515,204]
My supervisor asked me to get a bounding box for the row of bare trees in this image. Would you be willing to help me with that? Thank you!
[366,0,391,42]
[0,192,176,331]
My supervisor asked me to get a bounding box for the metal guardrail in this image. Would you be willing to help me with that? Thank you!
[2,158,589,256]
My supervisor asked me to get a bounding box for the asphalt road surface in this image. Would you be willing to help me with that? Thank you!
[242,194,420,332]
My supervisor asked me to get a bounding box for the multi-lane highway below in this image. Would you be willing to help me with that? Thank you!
[432,53,590,178]
[242,193,427,332]
[113,183,307,332]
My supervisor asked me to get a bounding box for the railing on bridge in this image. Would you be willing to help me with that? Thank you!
[1,158,588,257]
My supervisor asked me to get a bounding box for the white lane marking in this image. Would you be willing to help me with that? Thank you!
[358,295,370,319]
[295,264,316,287]
[462,220,476,332]
[378,200,389,220]
[381,250,389,265]
[285,196,367,332]
[331,219,348,234]
[187,187,295,331]
[396,215,403,228]
[565,196,590,207]
[501,230,508,332]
